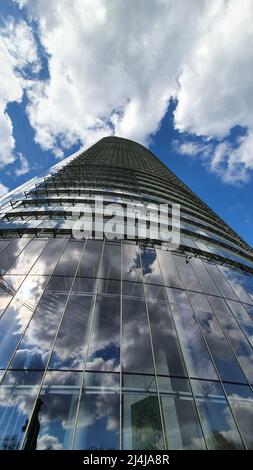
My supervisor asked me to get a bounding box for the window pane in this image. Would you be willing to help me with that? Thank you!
[10,293,68,370]
[148,301,186,376]
[226,300,253,348]
[173,255,202,292]
[77,240,103,278]
[98,279,121,295]
[122,281,144,298]
[158,377,205,450]
[190,257,220,295]
[218,267,253,304]
[72,277,96,293]
[86,295,120,371]
[0,289,12,318]
[49,294,94,370]
[141,247,163,285]
[190,299,246,383]
[192,380,244,449]
[224,383,253,449]
[145,284,166,301]
[170,302,217,380]
[100,242,121,280]
[122,243,143,282]
[46,276,73,293]
[53,241,83,276]
[122,373,164,450]
[73,372,120,450]
[122,298,154,374]
[208,296,253,383]
[0,370,43,450]
[6,239,48,275]
[34,371,81,450]
[0,238,30,274]
[30,238,67,275]
[156,249,183,288]
[204,263,238,300]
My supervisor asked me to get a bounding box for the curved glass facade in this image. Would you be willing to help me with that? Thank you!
[0,136,253,450]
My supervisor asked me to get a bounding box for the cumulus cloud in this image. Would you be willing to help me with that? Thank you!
[14,153,30,176]
[0,18,40,168]
[5,0,253,184]
[0,182,9,197]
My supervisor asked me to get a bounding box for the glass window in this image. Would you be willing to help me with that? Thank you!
[33,371,81,450]
[218,267,253,304]
[49,294,94,370]
[6,239,48,275]
[122,373,164,450]
[0,298,35,369]
[0,288,12,318]
[72,277,96,293]
[122,298,154,374]
[46,276,73,293]
[141,247,163,285]
[99,242,121,280]
[10,293,68,370]
[190,258,220,295]
[30,238,67,275]
[158,377,205,450]
[189,295,246,383]
[173,255,202,292]
[148,301,186,377]
[122,243,143,282]
[86,295,120,371]
[170,302,217,380]
[166,287,190,306]
[156,249,183,288]
[53,241,83,276]
[73,372,120,450]
[0,237,30,274]
[208,296,253,383]
[16,275,48,308]
[77,240,103,278]
[226,300,253,348]
[204,263,238,300]
[0,370,43,450]
[224,383,253,449]
[98,279,121,295]
[122,281,144,298]
[145,284,166,301]
[192,380,244,449]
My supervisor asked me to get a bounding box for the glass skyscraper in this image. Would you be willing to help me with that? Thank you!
[1,136,253,450]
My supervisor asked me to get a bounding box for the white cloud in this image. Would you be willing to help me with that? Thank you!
[9,0,253,184]
[0,19,40,168]
[0,182,9,197]
[15,153,30,176]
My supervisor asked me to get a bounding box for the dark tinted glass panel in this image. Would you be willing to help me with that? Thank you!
[156,249,183,288]
[122,298,154,374]
[224,383,253,449]
[98,279,121,295]
[192,380,244,449]
[100,242,121,279]
[74,372,120,450]
[46,276,73,292]
[34,371,81,450]
[78,240,103,278]
[122,373,164,450]
[10,294,68,370]
[122,244,143,282]
[0,238,30,274]
[158,377,205,450]
[87,295,120,371]
[49,294,93,369]
[0,370,43,450]
[30,238,67,275]
[172,255,202,292]
[145,284,166,300]
[148,301,186,376]
[54,241,83,276]
[141,247,163,285]
[6,239,47,275]
[122,281,144,298]
[170,303,217,380]
[72,277,96,293]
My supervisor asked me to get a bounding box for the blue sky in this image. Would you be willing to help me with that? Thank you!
[0,0,253,246]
